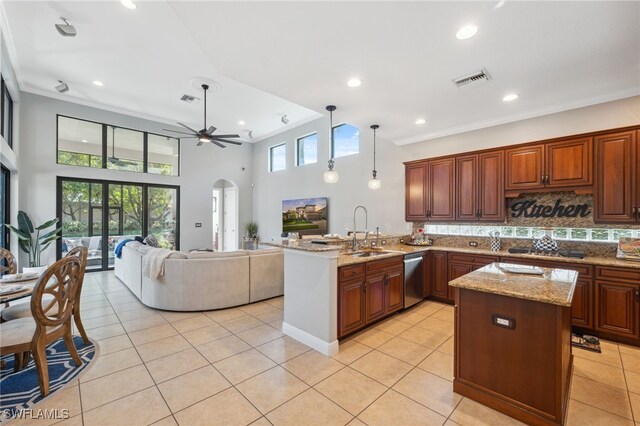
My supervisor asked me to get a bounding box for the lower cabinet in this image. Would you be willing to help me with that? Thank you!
[447,253,499,303]
[430,251,449,299]
[338,277,366,337]
[595,279,639,339]
[365,273,386,322]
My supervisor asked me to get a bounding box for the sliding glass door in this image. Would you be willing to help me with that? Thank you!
[57,177,179,271]
[1,166,9,250]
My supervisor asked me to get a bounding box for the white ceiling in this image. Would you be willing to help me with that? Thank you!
[3,1,639,144]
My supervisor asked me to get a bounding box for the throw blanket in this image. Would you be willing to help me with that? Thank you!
[142,248,174,279]
[115,239,133,258]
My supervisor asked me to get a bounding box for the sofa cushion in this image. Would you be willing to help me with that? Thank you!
[137,245,153,255]
[187,250,247,259]
[168,251,188,259]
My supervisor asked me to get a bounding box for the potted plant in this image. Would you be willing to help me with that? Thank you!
[5,211,61,274]
[243,221,259,250]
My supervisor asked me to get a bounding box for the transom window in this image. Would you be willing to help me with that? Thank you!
[270,143,286,172]
[1,77,13,148]
[296,133,318,166]
[332,123,359,158]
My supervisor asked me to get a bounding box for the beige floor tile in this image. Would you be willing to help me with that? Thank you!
[374,318,413,335]
[204,307,247,323]
[32,385,82,419]
[158,365,231,413]
[82,386,171,426]
[174,387,261,426]
[266,388,353,426]
[249,417,272,426]
[412,302,446,317]
[399,327,449,349]
[437,337,454,355]
[80,347,142,382]
[348,418,367,426]
[136,334,192,362]
[415,317,454,336]
[146,348,209,383]
[630,392,640,422]
[82,313,120,330]
[128,323,178,346]
[84,323,126,340]
[182,323,231,346]
[282,350,344,385]
[269,319,284,330]
[314,367,387,416]
[359,389,446,426]
[220,315,265,333]
[214,349,277,384]
[573,342,623,368]
[622,351,640,374]
[377,336,435,366]
[431,307,454,323]
[239,301,274,315]
[393,368,462,417]
[627,370,640,394]
[236,324,284,347]
[350,350,412,387]
[395,311,427,325]
[197,335,252,363]
[265,296,284,309]
[331,340,372,365]
[353,328,395,348]
[256,336,311,363]
[253,307,284,323]
[160,310,202,323]
[110,300,145,313]
[573,356,627,389]
[171,314,216,333]
[115,307,161,322]
[121,314,168,333]
[94,334,132,355]
[570,375,633,419]
[567,399,634,426]
[418,351,454,381]
[449,397,524,426]
[619,343,640,355]
[80,305,115,319]
[79,299,111,311]
[237,366,309,414]
[151,416,179,426]
[80,364,154,411]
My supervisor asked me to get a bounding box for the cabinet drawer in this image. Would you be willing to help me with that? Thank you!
[448,252,499,266]
[366,256,403,274]
[339,264,365,281]
[596,266,640,284]
[500,257,593,278]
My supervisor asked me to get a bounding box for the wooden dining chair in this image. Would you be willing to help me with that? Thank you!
[0,247,17,275]
[1,247,90,344]
[0,256,83,396]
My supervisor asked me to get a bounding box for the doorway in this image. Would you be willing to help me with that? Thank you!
[213,179,238,251]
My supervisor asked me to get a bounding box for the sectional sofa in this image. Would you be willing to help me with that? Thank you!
[114,243,284,311]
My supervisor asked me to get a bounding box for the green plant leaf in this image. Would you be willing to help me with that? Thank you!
[5,224,31,241]
[17,211,34,233]
[40,242,52,253]
[39,234,60,245]
[39,227,62,241]
[36,218,59,230]
[18,240,29,254]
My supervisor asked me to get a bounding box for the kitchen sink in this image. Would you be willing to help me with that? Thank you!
[348,250,400,257]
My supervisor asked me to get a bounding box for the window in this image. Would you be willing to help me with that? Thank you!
[269,143,286,172]
[106,126,144,172]
[296,133,318,166]
[57,116,104,168]
[332,123,359,158]
[1,77,13,148]
[1,166,9,250]
[148,134,180,176]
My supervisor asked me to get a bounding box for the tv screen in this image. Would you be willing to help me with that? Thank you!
[282,197,328,236]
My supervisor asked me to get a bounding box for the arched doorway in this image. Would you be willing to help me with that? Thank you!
[212,179,238,251]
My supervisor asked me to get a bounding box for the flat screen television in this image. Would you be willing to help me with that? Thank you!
[282,197,328,236]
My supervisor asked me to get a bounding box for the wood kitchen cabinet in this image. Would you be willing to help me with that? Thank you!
[456,151,504,221]
[505,145,545,191]
[447,253,499,302]
[594,266,640,340]
[594,130,638,223]
[365,273,386,322]
[338,277,366,337]
[405,162,427,221]
[430,251,448,300]
[404,157,455,221]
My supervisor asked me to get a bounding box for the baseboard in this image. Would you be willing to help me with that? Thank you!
[282,322,339,356]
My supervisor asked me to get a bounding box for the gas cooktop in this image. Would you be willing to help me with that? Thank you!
[507,247,586,259]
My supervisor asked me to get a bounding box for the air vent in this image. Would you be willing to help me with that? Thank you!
[180,94,199,103]
[452,68,492,88]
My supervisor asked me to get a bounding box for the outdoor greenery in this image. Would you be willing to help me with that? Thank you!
[5,211,61,267]
[58,150,102,168]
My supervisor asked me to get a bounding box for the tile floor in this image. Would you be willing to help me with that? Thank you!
[7,271,640,426]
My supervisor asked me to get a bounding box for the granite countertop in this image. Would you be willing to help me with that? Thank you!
[449,262,578,306]
[263,241,341,252]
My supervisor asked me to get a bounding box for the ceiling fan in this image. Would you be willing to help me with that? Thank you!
[163,84,242,149]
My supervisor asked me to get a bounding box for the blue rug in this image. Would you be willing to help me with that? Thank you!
[0,335,96,424]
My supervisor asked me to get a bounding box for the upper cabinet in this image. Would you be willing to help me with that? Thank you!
[405,162,427,221]
[594,130,638,223]
[456,151,505,222]
[505,137,593,192]
[404,158,455,222]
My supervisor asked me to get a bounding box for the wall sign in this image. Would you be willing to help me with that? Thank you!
[510,199,591,219]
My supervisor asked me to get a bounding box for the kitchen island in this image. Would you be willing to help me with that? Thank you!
[449,263,578,426]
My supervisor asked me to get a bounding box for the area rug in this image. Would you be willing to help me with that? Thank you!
[571,332,601,353]
[0,336,97,424]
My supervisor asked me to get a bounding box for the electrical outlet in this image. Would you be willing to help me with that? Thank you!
[469,241,478,247]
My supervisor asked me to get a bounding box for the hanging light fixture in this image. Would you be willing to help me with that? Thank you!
[323,105,339,183]
[368,124,381,190]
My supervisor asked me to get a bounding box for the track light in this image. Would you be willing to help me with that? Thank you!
[281,115,289,125]
[55,17,77,37]
[55,80,69,93]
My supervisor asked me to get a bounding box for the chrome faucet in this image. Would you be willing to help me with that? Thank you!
[352,205,369,251]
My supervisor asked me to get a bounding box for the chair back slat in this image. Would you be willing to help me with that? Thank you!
[65,247,88,299]
[0,248,17,275]
[31,256,82,328]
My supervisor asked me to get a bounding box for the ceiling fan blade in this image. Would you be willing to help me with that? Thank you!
[178,122,200,134]
[212,138,242,145]
[211,141,226,148]
[197,140,204,146]
[206,126,217,135]
[211,134,240,139]
[162,129,196,136]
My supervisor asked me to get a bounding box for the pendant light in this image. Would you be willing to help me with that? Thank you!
[323,105,339,183]
[368,124,381,190]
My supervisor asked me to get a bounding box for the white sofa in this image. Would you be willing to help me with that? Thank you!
[114,244,284,311]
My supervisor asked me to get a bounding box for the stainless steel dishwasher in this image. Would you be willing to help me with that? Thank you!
[404,252,424,308]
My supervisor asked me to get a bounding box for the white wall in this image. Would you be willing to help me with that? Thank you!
[18,93,253,266]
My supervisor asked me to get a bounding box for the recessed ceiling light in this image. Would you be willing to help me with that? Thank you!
[92,80,103,87]
[120,0,137,10]
[81,139,87,143]
[456,24,478,40]
[502,93,519,102]
[347,78,362,88]
[415,118,427,125]
[238,120,245,126]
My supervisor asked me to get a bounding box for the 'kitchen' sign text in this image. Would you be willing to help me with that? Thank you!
[510,199,591,218]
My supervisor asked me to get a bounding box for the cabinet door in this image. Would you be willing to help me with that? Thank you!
[595,280,639,338]
[594,131,636,223]
[428,158,455,221]
[385,268,404,314]
[365,274,386,323]
[338,278,366,338]
[422,252,431,297]
[405,163,428,221]
[637,130,640,222]
[448,262,473,301]
[505,145,545,191]
[546,137,593,188]
[456,155,478,221]
[430,251,448,298]
[571,278,593,329]
[478,151,505,222]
